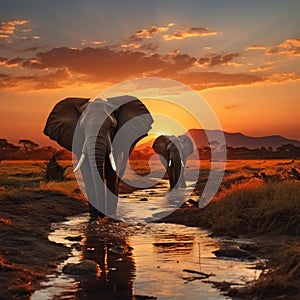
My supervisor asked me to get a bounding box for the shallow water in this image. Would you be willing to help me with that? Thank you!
[32,161,259,299]
[31,213,260,300]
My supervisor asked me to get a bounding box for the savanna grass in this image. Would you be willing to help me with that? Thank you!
[201,180,300,236]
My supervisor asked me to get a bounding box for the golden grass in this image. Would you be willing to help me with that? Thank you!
[201,181,300,236]
[38,180,83,199]
[0,160,83,201]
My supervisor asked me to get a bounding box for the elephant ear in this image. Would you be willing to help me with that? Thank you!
[152,135,170,158]
[43,97,90,152]
[178,135,194,158]
[107,95,154,147]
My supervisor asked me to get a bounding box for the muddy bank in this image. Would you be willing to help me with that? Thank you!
[0,189,87,300]
[158,182,300,300]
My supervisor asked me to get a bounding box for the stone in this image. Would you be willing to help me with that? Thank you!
[62,260,101,275]
[213,247,255,259]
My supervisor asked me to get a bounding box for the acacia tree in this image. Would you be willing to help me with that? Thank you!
[0,139,20,161]
[18,139,39,152]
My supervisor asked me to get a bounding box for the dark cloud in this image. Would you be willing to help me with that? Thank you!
[0,68,74,90]
[23,47,169,81]
[197,53,240,67]
[21,46,41,52]
[1,46,263,90]
[6,57,25,66]
[177,71,262,89]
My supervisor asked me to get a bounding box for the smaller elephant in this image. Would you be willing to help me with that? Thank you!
[152,135,194,189]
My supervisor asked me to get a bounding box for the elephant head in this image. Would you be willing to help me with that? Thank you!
[152,135,194,189]
[44,96,153,221]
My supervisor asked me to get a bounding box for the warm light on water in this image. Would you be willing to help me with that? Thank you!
[32,214,261,300]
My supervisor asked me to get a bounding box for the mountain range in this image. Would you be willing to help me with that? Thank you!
[137,129,300,150]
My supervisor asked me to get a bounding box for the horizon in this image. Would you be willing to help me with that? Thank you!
[2,127,300,150]
[1,1,299,146]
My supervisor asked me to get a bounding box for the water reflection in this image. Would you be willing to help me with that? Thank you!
[76,224,136,300]
[32,215,261,300]
[152,233,194,255]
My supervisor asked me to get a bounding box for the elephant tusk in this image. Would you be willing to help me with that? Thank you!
[74,153,85,172]
[168,159,172,167]
[181,160,185,167]
[109,152,117,172]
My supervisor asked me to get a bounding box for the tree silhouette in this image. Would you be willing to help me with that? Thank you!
[44,151,68,181]
[18,139,39,152]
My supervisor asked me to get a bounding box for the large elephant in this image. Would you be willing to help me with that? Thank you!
[152,135,194,189]
[44,96,153,221]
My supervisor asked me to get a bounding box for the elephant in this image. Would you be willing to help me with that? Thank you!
[44,96,153,221]
[152,135,194,189]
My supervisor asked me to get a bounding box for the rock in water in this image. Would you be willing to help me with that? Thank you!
[62,260,101,275]
[213,247,255,259]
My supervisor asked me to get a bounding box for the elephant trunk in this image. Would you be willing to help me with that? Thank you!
[85,134,107,215]
[78,100,117,217]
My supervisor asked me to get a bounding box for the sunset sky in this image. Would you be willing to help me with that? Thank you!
[1,0,300,147]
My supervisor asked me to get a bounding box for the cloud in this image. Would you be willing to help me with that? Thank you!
[266,39,300,57]
[121,23,174,50]
[163,27,219,41]
[224,105,240,110]
[2,41,296,91]
[246,39,300,57]
[0,57,8,64]
[81,39,106,46]
[250,61,274,73]
[0,20,29,36]
[245,45,267,51]
[21,46,42,52]
[177,71,261,90]
[0,68,80,90]
[0,56,25,67]
[128,24,173,42]
[197,53,240,67]
[0,19,41,51]
[265,72,299,83]
[5,57,25,67]
[22,47,170,81]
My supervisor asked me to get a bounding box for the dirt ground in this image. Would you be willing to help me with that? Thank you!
[0,189,87,300]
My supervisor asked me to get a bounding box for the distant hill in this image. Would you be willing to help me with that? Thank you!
[135,130,300,151]
[188,129,300,150]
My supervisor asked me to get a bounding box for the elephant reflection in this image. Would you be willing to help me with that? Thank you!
[77,227,135,299]
[44,96,153,221]
[152,135,194,189]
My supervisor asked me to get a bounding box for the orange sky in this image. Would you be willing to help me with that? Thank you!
[1,1,300,147]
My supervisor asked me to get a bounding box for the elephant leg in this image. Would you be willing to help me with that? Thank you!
[105,158,119,216]
[80,158,105,220]
[179,168,187,188]
[167,166,175,189]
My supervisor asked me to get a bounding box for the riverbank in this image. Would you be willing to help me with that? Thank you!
[160,180,300,299]
[0,189,87,300]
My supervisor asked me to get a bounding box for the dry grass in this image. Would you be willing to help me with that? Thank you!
[0,160,82,199]
[160,159,300,299]
[201,181,300,236]
[231,242,300,299]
